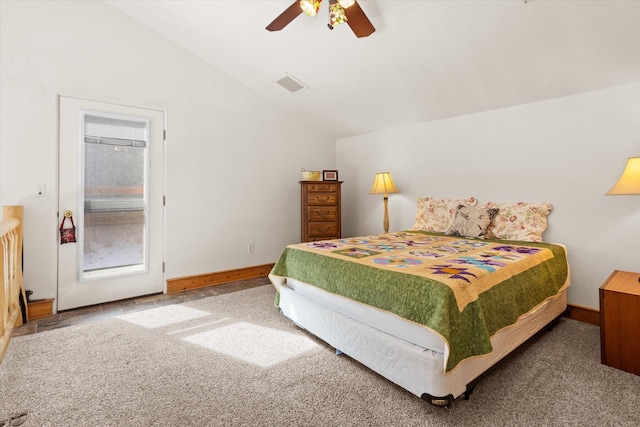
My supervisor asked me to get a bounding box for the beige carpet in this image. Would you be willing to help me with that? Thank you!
[1,285,638,426]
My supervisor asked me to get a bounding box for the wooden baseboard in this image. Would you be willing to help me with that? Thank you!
[166,263,275,294]
[27,298,55,321]
[564,303,600,326]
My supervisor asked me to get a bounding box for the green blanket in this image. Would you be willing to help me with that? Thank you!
[270,231,569,372]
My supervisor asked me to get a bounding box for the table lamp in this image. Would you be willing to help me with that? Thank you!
[606,156,640,282]
[369,172,399,233]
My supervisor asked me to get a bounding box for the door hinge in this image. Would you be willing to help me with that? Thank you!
[163,129,167,141]
[162,262,165,273]
[163,195,166,206]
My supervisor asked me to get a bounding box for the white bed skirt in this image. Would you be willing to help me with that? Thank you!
[276,278,569,404]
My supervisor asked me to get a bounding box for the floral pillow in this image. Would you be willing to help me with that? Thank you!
[484,201,552,242]
[445,205,499,239]
[412,196,478,233]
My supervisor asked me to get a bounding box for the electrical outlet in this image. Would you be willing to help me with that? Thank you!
[248,243,255,253]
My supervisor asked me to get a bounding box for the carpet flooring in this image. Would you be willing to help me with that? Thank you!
[1,285,638,426]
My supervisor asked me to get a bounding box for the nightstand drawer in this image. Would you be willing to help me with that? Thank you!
[307,222,339,237]
[308,206,338,221]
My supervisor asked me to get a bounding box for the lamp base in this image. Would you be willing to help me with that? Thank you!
[383,195,389,234]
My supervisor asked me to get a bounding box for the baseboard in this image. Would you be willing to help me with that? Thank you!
[27,298,55,321]
[564,303,600,326]
[166,263,275,294]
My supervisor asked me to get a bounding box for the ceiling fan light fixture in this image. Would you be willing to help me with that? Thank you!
[300,0,322,17]
[267,0,374,37]
[338,0,356,8]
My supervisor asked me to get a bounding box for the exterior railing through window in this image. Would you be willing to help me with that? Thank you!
[0,205,26,364]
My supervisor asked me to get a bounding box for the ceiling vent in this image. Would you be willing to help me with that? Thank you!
[275,73,309,94]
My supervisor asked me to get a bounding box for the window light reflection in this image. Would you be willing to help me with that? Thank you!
[182,322,319,368]
[116,305,210,328]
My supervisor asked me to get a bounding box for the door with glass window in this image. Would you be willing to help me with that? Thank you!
[58,96,164,310]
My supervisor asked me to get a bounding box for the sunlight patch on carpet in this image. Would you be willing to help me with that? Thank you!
[182,322,320,368]
[116,305,210,328]
[166,318,232,335]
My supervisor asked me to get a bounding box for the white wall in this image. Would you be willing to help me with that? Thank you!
[0,1,335,307]
[337,83,640,310]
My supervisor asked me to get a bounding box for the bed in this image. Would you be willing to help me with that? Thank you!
[269,198,570,406]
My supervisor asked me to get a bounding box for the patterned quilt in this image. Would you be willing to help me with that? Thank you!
[270,230,569,372]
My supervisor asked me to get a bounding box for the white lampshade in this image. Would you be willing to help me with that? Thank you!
[606,157,640,195]
[369,172,399,196]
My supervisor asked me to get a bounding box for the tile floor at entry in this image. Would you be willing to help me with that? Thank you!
[12,277,271,337]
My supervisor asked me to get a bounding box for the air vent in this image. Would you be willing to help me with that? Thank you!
[275,73,309,94]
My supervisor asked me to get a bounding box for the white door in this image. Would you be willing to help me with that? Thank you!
[58,96,164,311]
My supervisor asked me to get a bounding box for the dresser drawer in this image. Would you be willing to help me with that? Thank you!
[306,183,339,192]
[307,193,338,205]
[307,206,338,221]
[307,222,339,237]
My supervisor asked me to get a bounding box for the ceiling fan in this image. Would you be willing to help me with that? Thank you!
[266,0,375,38]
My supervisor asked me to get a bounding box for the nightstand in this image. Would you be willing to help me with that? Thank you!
[599,270,640,376]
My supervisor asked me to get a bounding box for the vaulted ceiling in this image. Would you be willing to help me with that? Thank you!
[106,1,640,139]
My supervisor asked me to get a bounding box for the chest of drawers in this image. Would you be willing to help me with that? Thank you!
[300,181,342,242]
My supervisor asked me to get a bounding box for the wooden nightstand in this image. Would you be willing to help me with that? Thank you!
[599,270,640,376]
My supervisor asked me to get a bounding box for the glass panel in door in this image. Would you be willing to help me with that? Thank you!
[83,115,148,278]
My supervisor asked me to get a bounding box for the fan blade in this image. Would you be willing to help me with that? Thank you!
[266,1,303,32]
[344,1,375,38]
